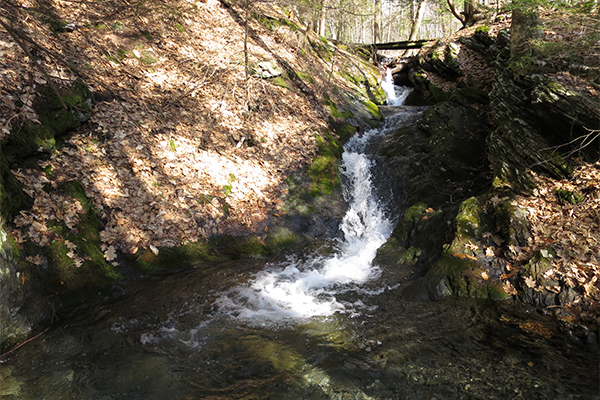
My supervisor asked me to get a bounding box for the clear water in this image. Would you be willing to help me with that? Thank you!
[1,106,598,400]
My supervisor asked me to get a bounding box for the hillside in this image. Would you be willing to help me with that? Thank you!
[0,0,383,346]
[1,0,385,254]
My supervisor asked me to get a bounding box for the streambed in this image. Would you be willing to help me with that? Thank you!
[0,257,597,399]
[1,102,597,400]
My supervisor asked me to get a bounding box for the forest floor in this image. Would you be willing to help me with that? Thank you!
[1,0,370,259]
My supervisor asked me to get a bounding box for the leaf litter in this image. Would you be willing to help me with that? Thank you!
[3,0,373,256]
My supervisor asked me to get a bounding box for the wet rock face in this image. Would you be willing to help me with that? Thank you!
[488,69,600,192]
[0,220,28,348]
[378,102,491,211]
[374,102,500,301]
[0,219,52,350]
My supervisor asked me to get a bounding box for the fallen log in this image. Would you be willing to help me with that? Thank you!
[374,39,432,50]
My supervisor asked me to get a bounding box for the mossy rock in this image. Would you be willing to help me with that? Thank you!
[452,197,488,244]
[492,198,530,248]
[406,70,450,105]
[208,234,267,258]
[487,118,570,193]
[0,152,33,221]
[264,225,302,252]
[362,100,382,120]
[420,42,463,82]
[25,181,122,306]
[2,79,93,163]
[404,253,511,301]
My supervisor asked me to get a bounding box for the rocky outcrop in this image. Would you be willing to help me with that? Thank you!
[0,80,95,349]
[376,14,599,336]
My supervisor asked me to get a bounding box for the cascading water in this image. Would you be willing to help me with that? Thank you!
[381,68,413,106]
[217,120,397,323]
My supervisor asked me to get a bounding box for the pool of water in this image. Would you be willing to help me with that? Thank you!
[1,255,598,400]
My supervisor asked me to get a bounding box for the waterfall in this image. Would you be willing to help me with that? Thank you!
[216,113,414,325]
[381,68,412,106]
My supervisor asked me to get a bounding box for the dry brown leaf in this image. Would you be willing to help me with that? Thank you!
[524,275,537,288]
[104,246,117,262]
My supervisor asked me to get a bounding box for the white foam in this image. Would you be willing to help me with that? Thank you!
[381,68,412,106]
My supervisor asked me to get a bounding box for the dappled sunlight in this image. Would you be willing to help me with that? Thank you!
[2,0,386,273]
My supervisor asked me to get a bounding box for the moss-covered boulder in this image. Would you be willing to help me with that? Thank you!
[395,196,512,301]
[2,79,93,163]
[420,41,463,81]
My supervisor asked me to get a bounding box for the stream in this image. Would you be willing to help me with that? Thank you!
[0,77,598,399]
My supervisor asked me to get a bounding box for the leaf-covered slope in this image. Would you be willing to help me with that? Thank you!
[1,0,383,254]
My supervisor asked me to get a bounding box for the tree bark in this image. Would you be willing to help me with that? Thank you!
[373,0,382,44]
[402,0,426,56]
[510,6,543,60]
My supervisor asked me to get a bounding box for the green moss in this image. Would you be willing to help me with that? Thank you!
[362,100,382,120]
[209,235,267,258]
[325,99,352,119]
[556,188,584,205]
[127,235,268,272]
[3,79,92,163]
[43,221,120,305]
[307,124,357,197]
[256,14,300,32]
[265,226,301,252]
[428,84,449,103]
[309,155,340,196]
[61,181,95,213]
[399,246,422,265]
[271,76,292,90]
[454,197,483,241]
[127,241,214,272]
[475,25,490,34]
[405,202,429,223]
[336,123,358,143]
[297,71,315,84]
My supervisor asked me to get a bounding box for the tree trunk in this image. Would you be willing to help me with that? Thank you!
[373,0,382,44]
[510,6,543,60]
[402,0,426,57]
[318,0,327,37]
[462,0,480,28]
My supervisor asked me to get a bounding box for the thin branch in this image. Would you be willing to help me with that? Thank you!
[0,326,50,358]
[446,0,465,24]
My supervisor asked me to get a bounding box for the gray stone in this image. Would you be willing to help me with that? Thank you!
[254,60,283,78]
